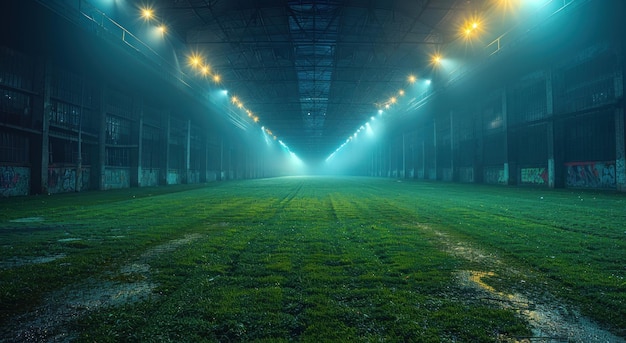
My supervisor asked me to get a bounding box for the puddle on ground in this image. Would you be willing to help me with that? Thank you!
[0,253,67,269]
[413,222,625,343]
[9,217,45,223]
[58,238,82,242]
[0,233,203,342]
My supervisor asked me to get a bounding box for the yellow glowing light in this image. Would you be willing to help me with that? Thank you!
[390,97,397,104]
[189,56,201,67]
[408,75,417,84]
[213,74,221,83]
[231,96,238,104]
[431,54,442,65]
[141,7,154,20]
[237,103,244,109]
[398,89,405,96]
[253,116,260,123]
[460,16,484,40]
[494,0,521,13]
[157,25,166,34]
[201,66,210,75]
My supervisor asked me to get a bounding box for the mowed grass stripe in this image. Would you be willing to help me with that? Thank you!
[1,177,624,341]
[364,180,626,335]
[72,178,530,342]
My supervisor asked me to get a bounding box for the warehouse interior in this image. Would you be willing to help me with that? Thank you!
[1,0,624,195]
[2,1,626,341]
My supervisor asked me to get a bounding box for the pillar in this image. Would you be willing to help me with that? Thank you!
[616,107,626,192]
[31,59,51,194]
[135,97,144,187]
[132,95,143,187]
[502,88,512,185]
[615,62,625,192]
[450,110,455,182]
[402,132,406,179]
[185,119,191,184]
[96,84,107,190]
[160,111,170,185]
[546,70,556,188]
[432,119,437,180]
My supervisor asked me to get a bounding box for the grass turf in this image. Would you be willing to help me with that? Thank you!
[0,177,624,341]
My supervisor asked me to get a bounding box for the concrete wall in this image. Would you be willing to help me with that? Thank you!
[47,166,90,193]
[0,166,30,196]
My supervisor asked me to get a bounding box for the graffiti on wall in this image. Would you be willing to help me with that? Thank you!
[105,168,130,189]
[520,167,548,185]
[167,170,181,185]
[0,166,29,196]
[188,171,200,184]
[141,169,158,187]
[484,167,506,185]
[566,161,616,188]
[48,167,90,193]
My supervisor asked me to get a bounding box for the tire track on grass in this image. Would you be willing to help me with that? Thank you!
[357,182,624,342]
[0,187,294,342]
[0,234,204,342]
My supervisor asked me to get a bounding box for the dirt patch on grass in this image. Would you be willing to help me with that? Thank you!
[0,233,203,342]
[9,217,45,223]
[414,222,625,343]
[0,253,67,269]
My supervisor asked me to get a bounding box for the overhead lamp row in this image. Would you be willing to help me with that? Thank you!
[139,5,289,151]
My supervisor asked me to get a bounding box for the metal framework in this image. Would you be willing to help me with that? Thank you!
[151,0,487,160]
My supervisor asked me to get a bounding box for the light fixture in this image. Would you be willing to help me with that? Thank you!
[431,54,442,65]
[140,7,154,20]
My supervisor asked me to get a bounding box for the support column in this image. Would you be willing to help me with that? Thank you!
[160,112,170,185]
[32,59,51,194]
[502,88,512,185]
[185,119,191,184]
[615,62,625,192]
[206,135,211,182]
[421,139,426,180]
[219,137,224,181]
[97,84,107,190]
[402,132,406,179]
[432,120,437,180]
[132,96,143,188]
[450,110,455,182]
[616,108,626,192]
[546,70,556,188]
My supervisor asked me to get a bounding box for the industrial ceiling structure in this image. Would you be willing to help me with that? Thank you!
[141,0,492,162]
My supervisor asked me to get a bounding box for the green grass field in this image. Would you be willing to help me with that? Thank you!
[1,177,625,342]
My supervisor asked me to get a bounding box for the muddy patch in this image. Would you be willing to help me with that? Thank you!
[9,217,45,223]
[414,222,625,343]
[0,253,67,269]
[0,233,203,342]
